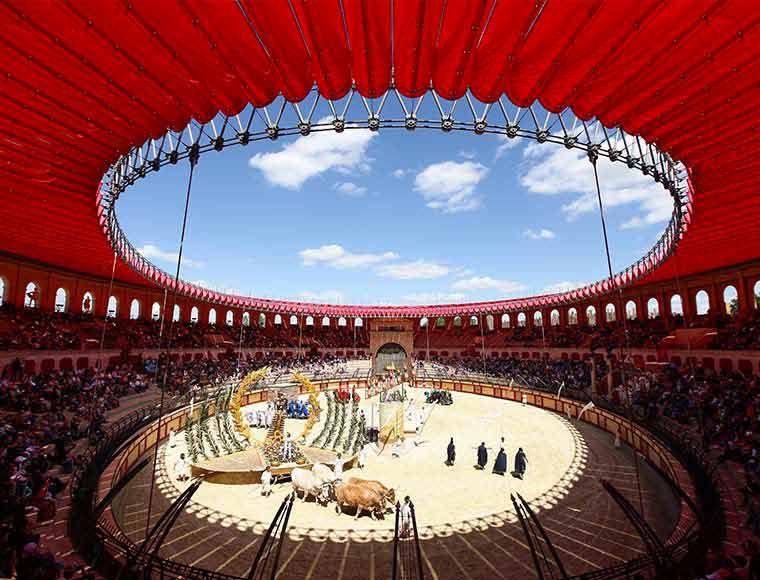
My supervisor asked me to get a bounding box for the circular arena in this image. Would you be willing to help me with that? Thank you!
[1,3,759,580]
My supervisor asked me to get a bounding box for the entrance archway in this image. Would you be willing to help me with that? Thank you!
[374,343,407,374]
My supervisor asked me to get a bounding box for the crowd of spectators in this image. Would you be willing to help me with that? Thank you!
[712,310,760,351]
[4,302,760,356]
[599,360,760,579]
[0,310,84,351]
[0,362,152,579]
[419,355,599,392]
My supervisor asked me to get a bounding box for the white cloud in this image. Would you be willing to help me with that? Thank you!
[376,260,450,280]
[519,146,672,229]
[413,160,489,213]
[334,181,367,197]
[523,228,556,240]
[452,276,527,294]
[296,290,345,304]
[248,119,376,189]
[459,150,476,160]
[299,244,397,269]
[138,244,204,268]
[495,134,521,159]
[392,168,407,178]
[400,292,466,304]
[541,281,586,295]
[188,279,240,295]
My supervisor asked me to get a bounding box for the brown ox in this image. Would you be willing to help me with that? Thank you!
[346,477,396,506]
[332,481,386,520]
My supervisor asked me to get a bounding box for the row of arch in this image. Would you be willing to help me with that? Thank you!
[416,287,747,330]
[5,279,758,328]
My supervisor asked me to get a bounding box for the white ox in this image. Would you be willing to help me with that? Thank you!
[291,467,329,504]
[311,463,336,484]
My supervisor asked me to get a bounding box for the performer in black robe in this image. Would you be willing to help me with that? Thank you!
[493,447,507,475]
[476,442,488,470]
[445,437,456,466]
[514,448,528,479]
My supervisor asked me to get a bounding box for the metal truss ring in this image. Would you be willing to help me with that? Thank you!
[99,86,691,318]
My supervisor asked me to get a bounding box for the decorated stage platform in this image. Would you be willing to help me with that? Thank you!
[190,446,355,483]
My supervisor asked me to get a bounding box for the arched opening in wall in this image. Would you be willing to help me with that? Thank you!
[550,309,560,326]
[486,314,494,331]
[355,317,363,328]
[129,299,141,320]
[0,276,6,306]
[586,306,597,326]
[321,316,330,327]
[208,308,217,325]
[626,300,637,320]
[242,312,251,326]
[453,316,462,327]
[605,303,616,322]
[723,285,738,316]
[501,314,510,329]
[190,306,199,323]
[755,280,760,309]
[259,313,266,328]
[24,282,40,308]
[107,296,118,318]
[151,302,161,321]
[82,292,94,314]
[54,288,68,313]
[274,314,283,325]
[436,317,445,328]
[647,298,660,319]
[670,294,683,317]
[568,308,578,325]
[338,316,347,327]
[420,317,428,328]
[226,310,234,326]
[289,315,298,326]
[469,315,478,326]
[306,316,314,326]
[173,304,181,322]
[533,311,542,326]
[517,312,527,327]
[696,290,710,316]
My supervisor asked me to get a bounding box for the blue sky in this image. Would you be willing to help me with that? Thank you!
[118,120,673,305]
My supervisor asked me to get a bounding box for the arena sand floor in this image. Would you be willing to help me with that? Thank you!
[113,391,681,579]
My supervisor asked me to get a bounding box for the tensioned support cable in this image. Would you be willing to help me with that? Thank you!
[143,147,199,541]
[589,150,645,518]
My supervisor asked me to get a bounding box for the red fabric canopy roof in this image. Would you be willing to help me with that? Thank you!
[0,0,758,316]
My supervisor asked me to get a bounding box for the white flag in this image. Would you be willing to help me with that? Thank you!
[555,382,565,400]
[578,400,595,421]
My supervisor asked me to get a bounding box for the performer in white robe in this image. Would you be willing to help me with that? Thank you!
[168,429,177,448]
[333,453,344,481]
[260,466,272,496]
[174,453,190,482]
[282,433,294,461]
[357,446,367,469]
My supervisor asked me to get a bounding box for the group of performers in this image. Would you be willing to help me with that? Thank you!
[445,437,528,479]
[285,399,311,419]
[424,389,453,405]
[245,402,276,429]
